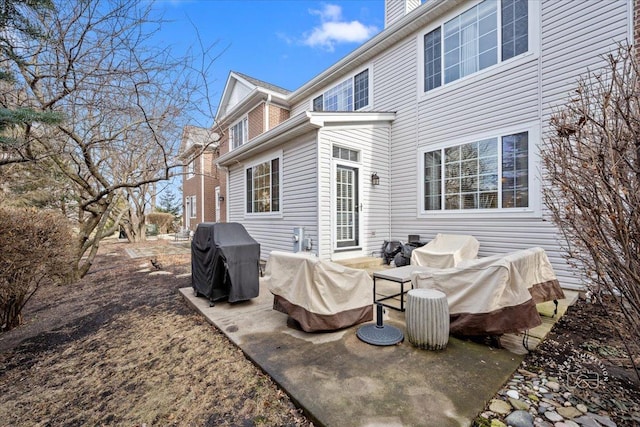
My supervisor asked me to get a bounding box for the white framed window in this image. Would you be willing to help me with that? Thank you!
[187,195,197,218]
[313,69,370,112]
[420,129,532,213]
[230,116,248,150]
[423,0,529,93]
[245,153,281,214]
[186,160,195,179]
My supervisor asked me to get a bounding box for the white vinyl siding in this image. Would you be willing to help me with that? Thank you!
[227,134,318,260]
[317,126,391,260]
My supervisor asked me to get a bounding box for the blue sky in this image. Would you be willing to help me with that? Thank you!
[151,0,385,127]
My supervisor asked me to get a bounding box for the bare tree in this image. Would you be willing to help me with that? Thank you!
[542,44,640,350]
[1,0,220,278]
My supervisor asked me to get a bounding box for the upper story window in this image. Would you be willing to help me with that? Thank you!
[424,0,528,92]
[422,131,529,211]
[186,160,195,179]
[313,69,370,112]
[246,156,280,214]
[230,117,248,150]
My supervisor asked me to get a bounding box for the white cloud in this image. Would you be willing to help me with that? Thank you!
[303,4,377,51]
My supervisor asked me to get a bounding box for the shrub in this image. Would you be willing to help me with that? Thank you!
[0,207,74,331]
[542,45,640,346]
[145,212,175,234]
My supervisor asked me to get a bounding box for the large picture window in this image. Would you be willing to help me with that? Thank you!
[422,131,529,211]
[313,69,369,112]
[424,0,528,92]
[246,157,280,213]
[230,117,248,150]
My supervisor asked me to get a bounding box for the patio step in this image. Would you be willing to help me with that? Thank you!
[335,256,388,276]
[335,256,383,269]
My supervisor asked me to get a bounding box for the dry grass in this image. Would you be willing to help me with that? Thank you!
[0,240,311,426]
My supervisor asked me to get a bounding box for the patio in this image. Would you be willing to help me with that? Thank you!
[179,277,575,426]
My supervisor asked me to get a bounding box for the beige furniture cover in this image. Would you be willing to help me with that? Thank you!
[410,234,479,268]
[264,251,373,332]
[410,247,565,336]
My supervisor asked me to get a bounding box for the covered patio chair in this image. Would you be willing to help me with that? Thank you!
[410,233,479,268]
[410,247,565,336]
[264,251,373,332]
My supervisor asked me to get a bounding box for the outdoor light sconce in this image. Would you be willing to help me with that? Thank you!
[218,195,225,202]
[371,172,380,186]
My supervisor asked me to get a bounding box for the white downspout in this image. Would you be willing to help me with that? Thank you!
[200,154,205,223]
[265,94,272,132]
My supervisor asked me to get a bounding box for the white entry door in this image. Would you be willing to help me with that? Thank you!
[335,165,359,248]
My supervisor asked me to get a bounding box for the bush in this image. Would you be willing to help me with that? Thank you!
[0,207,74,331]
[542,44,640,345]
[145,212,175,234]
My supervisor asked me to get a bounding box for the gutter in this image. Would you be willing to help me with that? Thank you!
[217,111,396,167]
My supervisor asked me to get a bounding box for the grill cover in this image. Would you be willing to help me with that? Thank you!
[191,222,260,303]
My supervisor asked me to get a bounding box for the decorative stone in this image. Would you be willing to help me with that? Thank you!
[563,421,580,427]
[571,416,602,427]
[505,410,534,427]
[405,289,449,350]
[563,401,572,407]
[557,406,582,419]
[490,420,507,427]
[544,411,564,422]
[546,381,561,392]
[507,390,520,399]
[509,398,531,411]
[538,387,549,394]
[576,404,588,414]
[489,399,512,415]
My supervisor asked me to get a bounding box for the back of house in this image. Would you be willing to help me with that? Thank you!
[215,0,634,290]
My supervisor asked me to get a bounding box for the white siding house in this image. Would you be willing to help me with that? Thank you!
[215,0,633,289]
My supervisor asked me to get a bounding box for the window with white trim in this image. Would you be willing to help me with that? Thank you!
[230,117,248,150]
[422,131,529,211]
[313,69,369,112]
[187,195,197,218]
[186,160,195,179]
[246,157,280,213]
[424,0,528,92]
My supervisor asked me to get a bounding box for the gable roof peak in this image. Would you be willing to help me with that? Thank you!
[231,71,291,95]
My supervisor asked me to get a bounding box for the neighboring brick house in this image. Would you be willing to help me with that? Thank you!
[179,125,224,231]
[179,72,290,231]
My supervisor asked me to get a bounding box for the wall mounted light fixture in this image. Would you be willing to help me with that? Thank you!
[218,195,225,202]
[371,172,380,186]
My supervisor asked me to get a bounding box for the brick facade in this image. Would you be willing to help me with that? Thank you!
[181,130,226,230]
[269,105,290,130]
[248,104,264,139]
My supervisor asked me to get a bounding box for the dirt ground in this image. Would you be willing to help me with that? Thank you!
[0,239,312,426]
[1,239,639,426]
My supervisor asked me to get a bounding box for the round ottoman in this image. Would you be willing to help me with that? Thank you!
[406,288,449,350]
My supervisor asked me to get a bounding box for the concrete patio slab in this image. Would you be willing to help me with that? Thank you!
[178,280,574,427]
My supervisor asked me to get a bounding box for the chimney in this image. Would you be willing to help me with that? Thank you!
[385,0,421,28]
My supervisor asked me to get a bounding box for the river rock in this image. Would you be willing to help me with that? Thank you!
[546,381,561,392]
[505,410,534,427]
[557,406,582,419]
[509,398,531,411]
[489,399,512,415]
[507,390,520,399]
[544,411,564,422]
